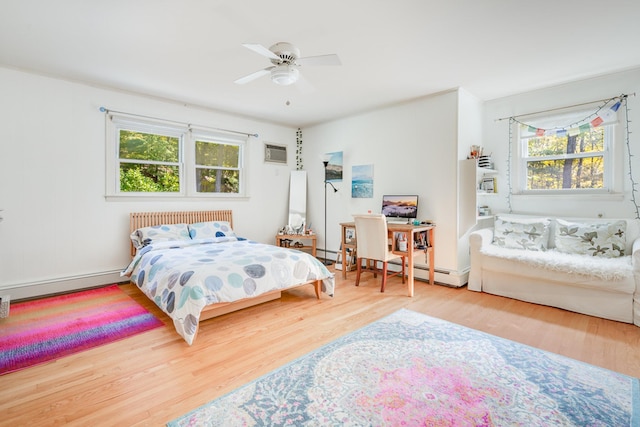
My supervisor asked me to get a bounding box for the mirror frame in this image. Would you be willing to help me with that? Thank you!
[288,170,307,234]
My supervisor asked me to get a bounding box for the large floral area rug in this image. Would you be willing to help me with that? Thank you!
[168,309,639,426]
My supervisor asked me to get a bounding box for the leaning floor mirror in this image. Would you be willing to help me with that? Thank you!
[288,170,307,234]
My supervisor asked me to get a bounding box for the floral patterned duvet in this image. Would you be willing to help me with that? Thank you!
[122,238,334,345]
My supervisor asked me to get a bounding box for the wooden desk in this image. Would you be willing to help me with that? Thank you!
[275,233,317,257]
[339,222,435,297]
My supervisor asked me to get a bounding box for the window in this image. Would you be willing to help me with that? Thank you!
[193,134,242,194]
[514,105,621,194]
[106,114,246,198]
[119,129,182,193]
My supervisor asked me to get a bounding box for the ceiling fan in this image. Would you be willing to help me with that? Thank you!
[234,42,341,86]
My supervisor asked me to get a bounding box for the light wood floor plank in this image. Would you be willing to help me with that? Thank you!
[1,269,639,426]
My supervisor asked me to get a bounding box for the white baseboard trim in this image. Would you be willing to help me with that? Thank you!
[0,270,129,301]
[382,260,470,288]
[414,269,469,288]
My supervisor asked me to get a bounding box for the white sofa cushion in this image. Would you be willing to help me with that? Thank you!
[554,219,627,258]
[480,244,633,284]
[492,216,551,251]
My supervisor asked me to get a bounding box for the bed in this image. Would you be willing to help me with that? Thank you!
[121,210,335,344]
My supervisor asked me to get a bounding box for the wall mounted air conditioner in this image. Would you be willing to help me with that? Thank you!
[264,143,287,164]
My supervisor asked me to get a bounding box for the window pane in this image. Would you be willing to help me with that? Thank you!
[108,115,246,197]
[196,141,239,168]
[120,163,180,192]
[526,157,603,190]
[527,127,604,157]
[196,168,239,193]
[119,130,179,162]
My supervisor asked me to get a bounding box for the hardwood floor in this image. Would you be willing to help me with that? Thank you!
[2,269,640,426]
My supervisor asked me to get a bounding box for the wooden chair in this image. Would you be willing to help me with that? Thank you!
[353,214,406,292]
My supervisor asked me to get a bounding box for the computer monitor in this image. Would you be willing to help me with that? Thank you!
[381,195,418,222]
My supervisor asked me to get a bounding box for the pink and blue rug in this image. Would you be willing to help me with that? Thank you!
[169,309,639,426]
[0,284,163,375]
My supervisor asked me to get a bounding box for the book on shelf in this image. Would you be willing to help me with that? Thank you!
[481,177,496,193]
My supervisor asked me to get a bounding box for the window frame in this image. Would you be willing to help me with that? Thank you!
[105,114,248,199]
[512,108,623,196]
[190,130,245,196]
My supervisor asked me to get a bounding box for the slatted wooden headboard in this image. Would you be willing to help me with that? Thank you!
[129,210,233,256]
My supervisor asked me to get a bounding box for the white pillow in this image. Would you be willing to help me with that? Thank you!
[492,216,551,251]
[554,219,626,258]
[130,223,190,249]
[188,221,237,240]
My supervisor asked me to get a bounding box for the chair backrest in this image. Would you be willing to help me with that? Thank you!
[354,214,392,261]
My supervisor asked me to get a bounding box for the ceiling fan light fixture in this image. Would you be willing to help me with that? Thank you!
[236,42,339,86]
[271,65,299,86]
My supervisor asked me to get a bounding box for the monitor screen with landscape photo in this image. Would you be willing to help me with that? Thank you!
[381,195,419,220]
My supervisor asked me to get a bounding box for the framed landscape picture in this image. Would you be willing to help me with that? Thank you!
[352,164,373,198]
[324,151,343,182]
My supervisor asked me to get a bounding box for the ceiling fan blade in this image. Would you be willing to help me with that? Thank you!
[296,54,341,66]
[234,67,273,85]
[241,43,280,61]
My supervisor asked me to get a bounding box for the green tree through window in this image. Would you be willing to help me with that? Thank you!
[108,114,247,197]
[524,127,604,190]
[195,140,240,193]
[118,130,180,192]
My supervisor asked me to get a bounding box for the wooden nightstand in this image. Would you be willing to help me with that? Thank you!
[275,234,317,257]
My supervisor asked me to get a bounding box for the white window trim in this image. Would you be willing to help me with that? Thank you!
[190,129,247,196]
[105,114,249,200]
[511,110,623,197]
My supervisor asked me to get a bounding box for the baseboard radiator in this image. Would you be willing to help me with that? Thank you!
[322,248,468,288]
[0,270,128,301]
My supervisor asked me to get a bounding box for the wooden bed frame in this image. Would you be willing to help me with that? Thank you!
[129,210,322,322]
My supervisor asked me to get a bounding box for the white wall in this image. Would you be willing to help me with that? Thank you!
[0,67,297,299]
[5,65,636,298]
[482,67,640,219]
[456,88,484,272]
[303,90,470,285]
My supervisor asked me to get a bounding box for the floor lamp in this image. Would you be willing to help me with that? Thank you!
[322,156,338,265]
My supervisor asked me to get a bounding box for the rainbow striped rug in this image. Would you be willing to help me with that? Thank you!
[0,284,163,375]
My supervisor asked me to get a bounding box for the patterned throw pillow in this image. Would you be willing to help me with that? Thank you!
[188,221,238,240]
[130,223,190,249]
[554,219,626,258]
[492,217,551,251]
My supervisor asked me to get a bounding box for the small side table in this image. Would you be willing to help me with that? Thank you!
[275,234,317,258]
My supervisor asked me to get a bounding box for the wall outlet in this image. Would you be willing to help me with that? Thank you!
[0,295,10,318]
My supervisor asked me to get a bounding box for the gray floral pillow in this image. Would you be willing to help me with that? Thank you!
[492,217,551,251]
[554,219,626,258]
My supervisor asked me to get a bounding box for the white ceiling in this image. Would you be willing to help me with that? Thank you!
[1,0,640,127]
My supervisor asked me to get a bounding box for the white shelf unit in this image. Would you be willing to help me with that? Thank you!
[476,167,498,218]
[477,167,498,196]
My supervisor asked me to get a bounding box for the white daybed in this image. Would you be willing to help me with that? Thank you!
[469,214,640,325]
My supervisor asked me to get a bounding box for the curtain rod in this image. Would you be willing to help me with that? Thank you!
[495,93,635,122]
[99,107,259,138]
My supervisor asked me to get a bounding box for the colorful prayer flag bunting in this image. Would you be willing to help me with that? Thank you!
[517,97,624,137]
[590,116,604,127]
[611,101,621,112]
